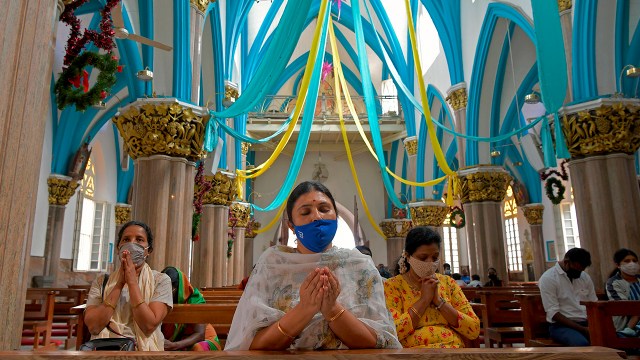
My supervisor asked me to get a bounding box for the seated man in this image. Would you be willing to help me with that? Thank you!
[467,274,482,288]
[539,248,598,346]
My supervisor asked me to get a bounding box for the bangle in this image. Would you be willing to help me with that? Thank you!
[409,306,421,318]
[133,300,145,309]
[435,297,447,310]
[103,299,116,310]
[276,321,295,339]
[328,308,346,323]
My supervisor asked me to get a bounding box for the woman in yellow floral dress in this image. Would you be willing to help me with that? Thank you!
[384,226,480,348]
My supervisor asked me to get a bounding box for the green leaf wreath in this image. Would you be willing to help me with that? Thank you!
[450,206,466,229]
[55,51,118,111]
[545,177,565,205]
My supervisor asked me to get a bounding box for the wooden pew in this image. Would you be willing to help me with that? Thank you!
[584,300,640,353]
[467,303,487,348]
[478,289,539,347]
[516,293,560,347]
[22,290,56,349]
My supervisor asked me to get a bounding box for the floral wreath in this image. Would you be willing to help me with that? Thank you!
[545,177,565,205]
[449,206,466,229]
[55,52,119,111]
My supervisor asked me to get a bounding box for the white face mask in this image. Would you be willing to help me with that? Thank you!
[620,261,640,276]
[407,257,439,279]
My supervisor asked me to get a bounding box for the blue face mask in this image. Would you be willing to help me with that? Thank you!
[294,219,338,253]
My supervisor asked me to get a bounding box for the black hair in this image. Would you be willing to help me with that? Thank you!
[452,273,462,280]
[286,181,338,225]
[161,266,180,290]
[443,263,451,269]
[564,247,592,268]
[117,220,154,252]
[400,226,442,272]
[608,248,639,278]
[472,274,481,281]
[356,245,372,257]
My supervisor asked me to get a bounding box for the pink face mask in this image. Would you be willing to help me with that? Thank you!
[407,257,439,279]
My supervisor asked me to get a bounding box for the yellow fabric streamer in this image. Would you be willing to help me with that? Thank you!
[253,201,287,234]
[329,21,386,240]
[236,0,330,180]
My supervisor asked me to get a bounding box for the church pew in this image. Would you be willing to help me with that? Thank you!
[478,289,539,347]
[516,294,560,347]
[22,290,56,350]
[584,300,640,352]
[0,346,626,359]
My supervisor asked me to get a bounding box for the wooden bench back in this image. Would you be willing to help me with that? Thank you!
[200,290,243,296]
[478,290,538,327]
[24,290,56,321]
[584,300,640,351]
[516,293,552,346]
[163,304,237,337]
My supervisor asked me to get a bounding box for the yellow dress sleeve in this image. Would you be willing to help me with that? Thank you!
[383,276,415,341]
[443,275,480,340]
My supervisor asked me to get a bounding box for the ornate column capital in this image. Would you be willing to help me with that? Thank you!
[521,204,544,225]
[559,99,640,158]
[190,0,213,13]
[558,0,572,12]
[245,219,261,238]
[408,200,448,227]
[458,166,512,203]
[113,98,210,162]
[115,203,132,225]
[446,84,468,111]
[403,136,418,157]
[229,202,250,228]
[241,142,250,155]
[47,174,79,206]
[199,170,238,205]
[379,218,412,239]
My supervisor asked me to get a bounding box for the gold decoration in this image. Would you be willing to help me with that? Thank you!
[115,205,132,225]
[561,102,640,158]
[558,0,572,12]
[225,83,239,104]
[403,137,418,156]
[458,170,511,203]
[522,204,544,225]
[47,176,79,205]
[446,87,468,111]
[241,142,250,155]
[245,220,261,238]
[190,0,212,13]
[408,203,448,227]
[379,219,412,239]
[229,202,250,227]
[113,100,210,162]
[200,171,238,205]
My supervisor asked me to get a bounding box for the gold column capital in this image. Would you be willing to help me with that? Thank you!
[403,136,418,157]
[245,219,261,238]
[200,170,238,206]
[190,0,213,13]
[408,201,448,227]
[241,142,250,155]
[379,219,412,239]
[229,202,251,227]
[446,87,468,111]
[47,175,79,206]
[458,166,512,203]
[558,0,572,12]
[112,99,210,162]
[521,204,544,225]
[115,203,132,225]
[560,99,640,158]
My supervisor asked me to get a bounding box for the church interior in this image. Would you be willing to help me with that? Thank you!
[1,0,639,356]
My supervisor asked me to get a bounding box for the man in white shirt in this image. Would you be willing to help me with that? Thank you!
[538,247,598,346]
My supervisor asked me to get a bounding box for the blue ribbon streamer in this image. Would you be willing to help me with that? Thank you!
[541,117,558,168]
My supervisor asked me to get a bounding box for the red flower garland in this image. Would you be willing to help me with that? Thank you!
[192,163,212,241]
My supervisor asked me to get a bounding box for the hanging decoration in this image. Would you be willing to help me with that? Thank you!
[192,163,212,242]
[54,52,120,111]
[540,160,569,181]
[449,206,466,229]
[227,210,238,258]
[545,177,566,205]
[321,61,333,83]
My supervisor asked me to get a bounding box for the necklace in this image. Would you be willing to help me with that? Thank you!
[402,272,421,292]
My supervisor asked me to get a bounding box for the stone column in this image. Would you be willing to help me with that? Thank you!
[559,98,640,290]
[192,171,238,287]
[558,0,573,103]
[230,202,250,285]
[113,203,132,270]
[446,83,468,168]
[403,136,418,199]
[113,99,209,272]
[41,175,79,287]
[380,219,412,270]
[521,204,545,279]
[458,166,511,283]
[243,220,260,277]
[0,0,61,349]
[188,0,211,104]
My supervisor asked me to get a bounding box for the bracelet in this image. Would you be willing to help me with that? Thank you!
[276,321,295,339]
[328,308,346,323]
[409,306,421,318]
[133,300,145,309]
[103,299,116,310]
[435,297,447,310]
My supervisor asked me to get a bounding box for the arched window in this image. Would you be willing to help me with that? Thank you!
[73,157,112,271]
[504,186,522,271]
[442,214,459,273]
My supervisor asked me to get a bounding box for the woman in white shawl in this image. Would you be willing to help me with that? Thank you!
[85,221,173,351]
[225,181,401,350]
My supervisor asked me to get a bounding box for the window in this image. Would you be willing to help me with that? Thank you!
[73,158,112,271]
[504,186,522,271]
[380,79,399,115]
[442,214,459,273]
[560,201,581,251]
